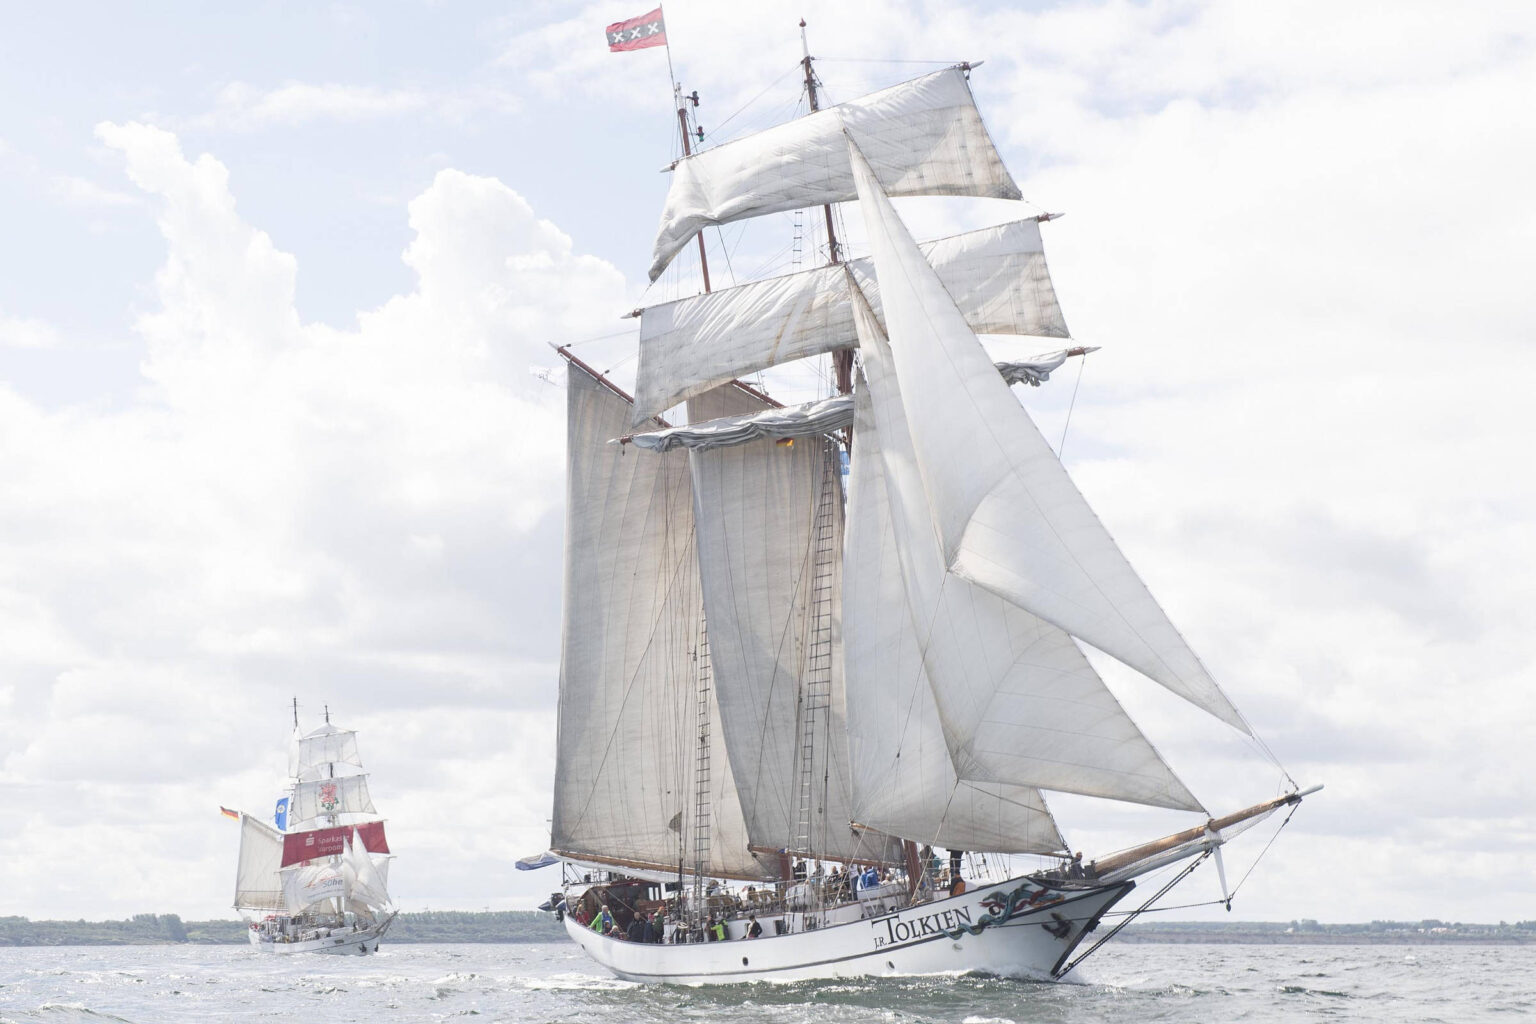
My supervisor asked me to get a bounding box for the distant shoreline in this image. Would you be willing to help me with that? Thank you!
[0,911,565,947]
[3,912,1532,948]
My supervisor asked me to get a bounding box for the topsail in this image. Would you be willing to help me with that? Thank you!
[845,283,1202,812]
[634,219,1067,425]
[649,67,1020,281]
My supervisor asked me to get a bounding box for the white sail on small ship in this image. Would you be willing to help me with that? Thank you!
[533,25,1318,984]
[230,706,397,955]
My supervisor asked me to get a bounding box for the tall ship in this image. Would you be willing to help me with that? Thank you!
[229,704,397,955]
[532,14,1318,984]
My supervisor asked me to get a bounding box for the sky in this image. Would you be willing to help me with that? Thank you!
[0,0,1532,926]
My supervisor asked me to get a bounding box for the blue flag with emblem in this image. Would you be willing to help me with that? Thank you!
[274,796,290,832]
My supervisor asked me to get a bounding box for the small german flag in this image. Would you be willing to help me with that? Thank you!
[220,806,239,820]
[776,437,795,447]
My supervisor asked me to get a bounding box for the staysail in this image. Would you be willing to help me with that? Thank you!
[552,363,775,881]
[846,136,1250,734]
[843,369,1069,852]
[634,219,1067,424]
[342,830,392,912]
[279,861,346,912]
[649,67,1020,281]
[846,281,1203,811]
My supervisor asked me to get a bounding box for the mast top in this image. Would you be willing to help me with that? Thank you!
[291,696,298,729]
[797,19,850,393]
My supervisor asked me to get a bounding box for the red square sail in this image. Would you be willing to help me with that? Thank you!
[280,820,389,867]
[605,8,666,52]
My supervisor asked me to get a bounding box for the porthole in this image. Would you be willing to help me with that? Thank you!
[742,957,749,966]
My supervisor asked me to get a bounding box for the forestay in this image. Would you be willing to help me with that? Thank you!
[552,364,774,881]
[649,67,1020,281]
[847,137,1250,735]
[846,283,1203,812]
[634,219,1065,425]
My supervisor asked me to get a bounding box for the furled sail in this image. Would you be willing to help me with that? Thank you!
[843,370,1069,852]
[634,394,852,452]
[552,362,774,881]
[687,386,880,864]
[846,137,1250,734]
[995,349,1094,386]
[847,283,1203,811]
[649,67,1020,281]
[289,774,375,828]
[634,219,1065,424]
[627,349,1098,453]
[233,813,288,912]
[289,723,362,782]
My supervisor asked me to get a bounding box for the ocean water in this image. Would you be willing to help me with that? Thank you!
[1,940,1530,1023]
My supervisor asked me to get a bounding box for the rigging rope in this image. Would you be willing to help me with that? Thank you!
[700,64,803,145]
[1057,347,1087,458]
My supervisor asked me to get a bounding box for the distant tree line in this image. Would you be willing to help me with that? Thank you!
[0,911,565,946]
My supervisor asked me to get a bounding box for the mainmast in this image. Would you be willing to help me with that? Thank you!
[800,20,852,396]
[675,86,712,294]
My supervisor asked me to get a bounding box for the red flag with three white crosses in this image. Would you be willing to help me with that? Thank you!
[606,7,666,52]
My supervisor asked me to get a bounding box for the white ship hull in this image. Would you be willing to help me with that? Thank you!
[246,914,394,956]
[565,876,1133,984]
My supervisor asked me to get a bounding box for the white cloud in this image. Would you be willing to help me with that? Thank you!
[0,118,627,919]
[0,311,64,349]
